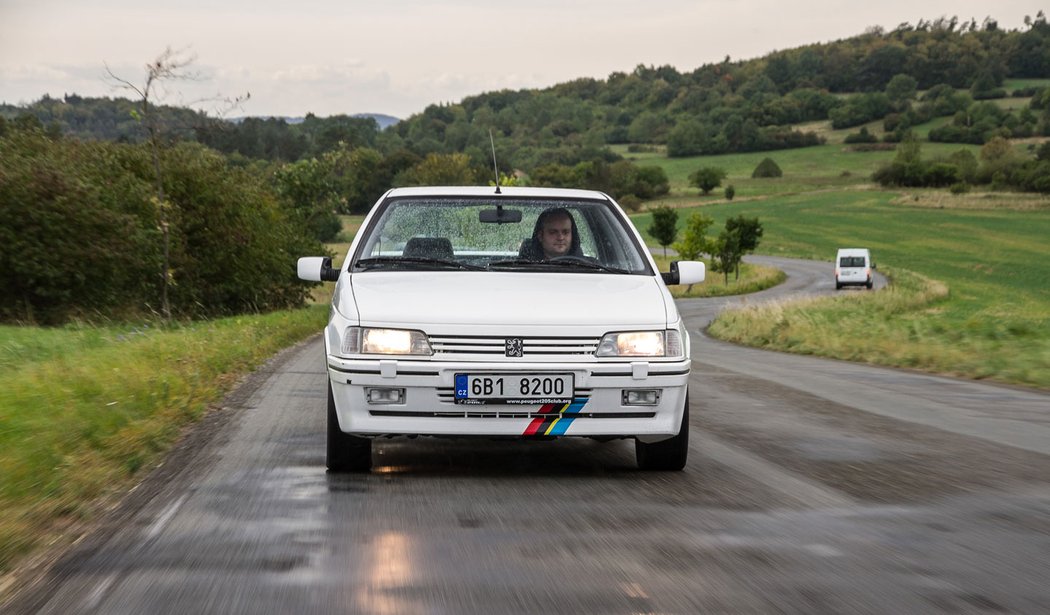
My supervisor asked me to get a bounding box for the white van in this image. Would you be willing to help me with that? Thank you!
[835,248,874,290]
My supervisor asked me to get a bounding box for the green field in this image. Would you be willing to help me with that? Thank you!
[1003,78,1050,91]
[619,141,985,203]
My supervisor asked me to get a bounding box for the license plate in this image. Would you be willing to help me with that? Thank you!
[454,373,574,405]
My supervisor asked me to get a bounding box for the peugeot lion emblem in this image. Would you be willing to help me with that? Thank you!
[505,337,524,358]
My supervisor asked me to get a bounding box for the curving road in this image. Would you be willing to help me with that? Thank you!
[7,258,1050,614]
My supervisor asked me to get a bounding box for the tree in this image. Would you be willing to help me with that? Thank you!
[272,157,342,242]
[670,212,715,292]
[711,228,742,285]
[725,216,764,279]
[400,152,477,185]
[671,212,714,261]
[752,157,783,178]
[326,145,387,213]
[689,166,727,195]
[105,47,247,320]
[647,206,679,256]
[725,184,736,200]
[885,74,919,110]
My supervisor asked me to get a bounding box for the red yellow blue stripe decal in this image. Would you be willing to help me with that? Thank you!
[523,398,588,436]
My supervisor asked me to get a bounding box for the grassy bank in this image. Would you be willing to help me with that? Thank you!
[0,306,327,572]
[637,189,1050,389]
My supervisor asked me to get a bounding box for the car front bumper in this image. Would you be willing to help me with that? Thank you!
[327,356,691,441]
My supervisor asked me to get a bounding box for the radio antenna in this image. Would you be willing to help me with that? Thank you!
[489,129,501,194]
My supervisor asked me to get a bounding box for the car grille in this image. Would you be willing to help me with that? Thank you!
[427,334,601,358]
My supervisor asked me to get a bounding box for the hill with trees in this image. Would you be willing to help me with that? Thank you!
[6,14,1048,165]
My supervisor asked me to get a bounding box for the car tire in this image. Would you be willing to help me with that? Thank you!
[636,392,689,471]
[866,278,873,290]
[835,282,842,290]
[327,380,372,472]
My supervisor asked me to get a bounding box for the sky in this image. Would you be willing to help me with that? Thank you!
[0,1,1045,120]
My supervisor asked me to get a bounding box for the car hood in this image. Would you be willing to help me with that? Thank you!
[347,271,670,328]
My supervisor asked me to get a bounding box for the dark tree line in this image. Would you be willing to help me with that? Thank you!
[873,134,1050,192]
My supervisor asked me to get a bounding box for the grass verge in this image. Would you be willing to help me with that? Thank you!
[709,266,1049,389]
[0,306,327,573]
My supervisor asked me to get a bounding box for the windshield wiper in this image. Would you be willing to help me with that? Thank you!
[487,258,632,274]
[354,257,484,271]
[486,258,540,269]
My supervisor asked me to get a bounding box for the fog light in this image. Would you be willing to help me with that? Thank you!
[366,387,405,404]
[622,389,660,406]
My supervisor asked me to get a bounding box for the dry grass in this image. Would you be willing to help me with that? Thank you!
[891,191,1050,211]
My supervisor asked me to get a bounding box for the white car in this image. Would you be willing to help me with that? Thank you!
[298,186,705,472]
[835,247,875,290]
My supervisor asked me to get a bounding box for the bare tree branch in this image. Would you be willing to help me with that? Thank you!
[101,46,241,321]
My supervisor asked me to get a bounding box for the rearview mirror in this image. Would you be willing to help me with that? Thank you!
[479,207,522,223]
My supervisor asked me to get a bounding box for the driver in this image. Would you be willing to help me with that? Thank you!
[521,208,583,260]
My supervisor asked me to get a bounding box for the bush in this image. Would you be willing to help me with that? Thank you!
[751,157,783,178]
[307,210,343,242]
[0,129,158,323]
[949,182,971,194]
[873,161,926,187]
[844,127,878,144]
[0,125,321,323]
[725,185,736,200]
[922,163,961,187]
[689,166,727,194]
[618,194,642,212]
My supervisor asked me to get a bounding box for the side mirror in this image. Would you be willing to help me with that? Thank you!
[298,256,339,282]
[661,260,705,285]
[871,262,877,270]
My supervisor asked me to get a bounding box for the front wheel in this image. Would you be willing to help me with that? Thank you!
[327,381,372,472]
[636,392,689,471]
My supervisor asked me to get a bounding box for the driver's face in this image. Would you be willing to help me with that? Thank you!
[540,216,572,258]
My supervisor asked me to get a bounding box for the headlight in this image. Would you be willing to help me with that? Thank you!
[341,327,432,355]
[595,330,683,358]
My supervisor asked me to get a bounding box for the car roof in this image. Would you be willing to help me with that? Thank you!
[383,186,614,201]
[836,248,870,255]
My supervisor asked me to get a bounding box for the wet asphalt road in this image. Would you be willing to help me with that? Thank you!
[7,257,1050,614]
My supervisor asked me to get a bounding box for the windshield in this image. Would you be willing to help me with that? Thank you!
[352,197,653,275]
